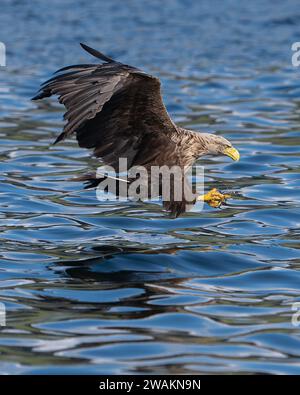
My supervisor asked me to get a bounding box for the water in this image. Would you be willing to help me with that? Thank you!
[0,0,300,374]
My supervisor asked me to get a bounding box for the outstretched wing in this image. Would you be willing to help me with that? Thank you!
[32,43,178,169]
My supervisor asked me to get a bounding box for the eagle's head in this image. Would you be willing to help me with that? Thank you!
[200,133,240,161]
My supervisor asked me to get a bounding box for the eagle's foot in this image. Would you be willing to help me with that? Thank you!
[198,188,231,208]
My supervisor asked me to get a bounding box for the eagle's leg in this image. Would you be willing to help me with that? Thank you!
[198,188,231,208]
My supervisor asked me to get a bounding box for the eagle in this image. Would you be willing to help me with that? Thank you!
[32,43,240,217]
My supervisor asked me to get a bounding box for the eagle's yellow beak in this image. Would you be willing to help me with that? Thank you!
[224,146,240,161]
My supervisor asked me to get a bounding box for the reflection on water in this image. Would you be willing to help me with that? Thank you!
[0,0,300,374]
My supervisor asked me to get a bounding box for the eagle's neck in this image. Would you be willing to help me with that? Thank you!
[174,128,211,166]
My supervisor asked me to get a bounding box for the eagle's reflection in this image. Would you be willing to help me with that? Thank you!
[55,243,197,284]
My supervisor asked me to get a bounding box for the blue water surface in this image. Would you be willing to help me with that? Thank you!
[0,0,300,374]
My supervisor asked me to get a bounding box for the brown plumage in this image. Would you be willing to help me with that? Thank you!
[32,43,239,217]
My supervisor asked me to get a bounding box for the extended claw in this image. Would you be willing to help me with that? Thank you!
[198,188,231,208]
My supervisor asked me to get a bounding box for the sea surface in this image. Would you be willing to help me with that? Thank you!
[0,0,300,374]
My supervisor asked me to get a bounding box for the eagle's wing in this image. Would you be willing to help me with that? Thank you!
[32,43,179,169]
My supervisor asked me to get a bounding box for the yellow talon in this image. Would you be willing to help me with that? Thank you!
[198,188,231,208]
